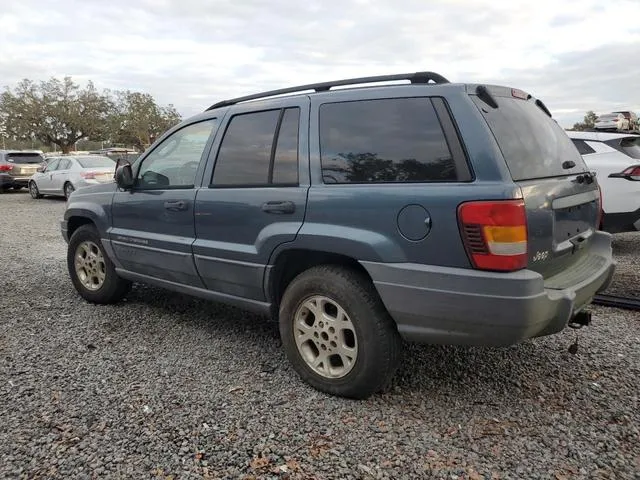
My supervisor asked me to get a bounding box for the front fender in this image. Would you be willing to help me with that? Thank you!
[62,189,115,241]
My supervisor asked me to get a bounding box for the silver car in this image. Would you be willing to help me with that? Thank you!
[595,112,630,132]
[29,155,116,199]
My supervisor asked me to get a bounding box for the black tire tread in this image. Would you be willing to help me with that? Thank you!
[279,264,402,399]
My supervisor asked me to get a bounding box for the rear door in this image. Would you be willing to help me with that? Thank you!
[193,99,309,301]
[470,87,601,280]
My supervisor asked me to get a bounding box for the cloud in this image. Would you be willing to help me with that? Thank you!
[0,0,638,126]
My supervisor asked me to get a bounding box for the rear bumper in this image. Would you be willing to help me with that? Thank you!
[361,231,615,346]
[601,208,640,233]
[0,174,30,188]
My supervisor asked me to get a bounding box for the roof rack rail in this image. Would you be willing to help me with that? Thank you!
[205,71,450,111]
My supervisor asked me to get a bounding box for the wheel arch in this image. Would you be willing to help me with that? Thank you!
[265,248,376,311]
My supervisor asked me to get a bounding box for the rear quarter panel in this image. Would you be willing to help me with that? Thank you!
[298,85,519,267]
[583,150,640,214]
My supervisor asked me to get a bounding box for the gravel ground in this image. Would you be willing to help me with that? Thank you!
[603,233,640,298]
[0,191,639,480]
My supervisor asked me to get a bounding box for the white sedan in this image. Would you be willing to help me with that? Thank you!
[29,155,116,199]
[567,130,640,233]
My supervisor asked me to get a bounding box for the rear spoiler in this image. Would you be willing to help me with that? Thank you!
[469,84,552,117]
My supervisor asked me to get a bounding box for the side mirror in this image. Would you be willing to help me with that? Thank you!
[115,164,134,190]
[37,166,44,173]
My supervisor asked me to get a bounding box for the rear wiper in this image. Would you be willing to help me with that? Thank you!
[535,99,552,117]
[475,85,498,109]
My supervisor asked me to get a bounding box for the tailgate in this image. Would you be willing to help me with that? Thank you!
[470,87,602,281]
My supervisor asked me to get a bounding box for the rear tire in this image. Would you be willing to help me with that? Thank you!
[29,181,42,199]
[67,224,131,304]
[279,265,402,399]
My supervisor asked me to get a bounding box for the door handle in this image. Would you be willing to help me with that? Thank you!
[164,200,188,211]
[261,201,295,214]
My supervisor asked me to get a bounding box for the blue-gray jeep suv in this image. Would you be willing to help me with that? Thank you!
[62,72,615,399]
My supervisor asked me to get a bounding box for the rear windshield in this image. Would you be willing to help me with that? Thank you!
[471,95,587,181]
[76,156,115,168]
[6,153,43,164]
[606,137,640,159]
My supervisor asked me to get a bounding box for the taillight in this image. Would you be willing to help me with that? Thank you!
[80,171,96,179]
[621,166,640,179]
[458,200,528,272]
[0,164,13,172]
[608,165,640,181]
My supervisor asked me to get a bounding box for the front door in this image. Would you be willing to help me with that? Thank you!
[110,119,218,287]
[38,158,60,193]
[193,99,309,301]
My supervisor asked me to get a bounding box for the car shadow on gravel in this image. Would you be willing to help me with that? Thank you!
[115,283,578,405]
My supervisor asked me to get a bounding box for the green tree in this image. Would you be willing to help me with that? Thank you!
[571,111,598,131]
[0,77,112,153]
[108,91,182,151]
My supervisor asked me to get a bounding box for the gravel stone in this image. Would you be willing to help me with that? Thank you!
[0,192,639,479]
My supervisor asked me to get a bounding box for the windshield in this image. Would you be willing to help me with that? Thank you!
[471,94,587,181]
[76,156,115,168]
[6,153,44,164]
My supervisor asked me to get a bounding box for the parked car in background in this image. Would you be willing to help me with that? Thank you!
[614,111,638,131]
[0,150,45,192]
[29,155,115,199]
[568,130,640,233]
[595,112,631,132]
[61,72,614,398]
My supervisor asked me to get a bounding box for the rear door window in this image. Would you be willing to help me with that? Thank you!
[471,94,588,180]
[319,97,470,184]
[211,107,301,187]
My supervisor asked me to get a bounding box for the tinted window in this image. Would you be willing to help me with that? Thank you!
[272,108,300,184]
[6,153,43,164]
[212,108,300,186]
[571,139,596,155]
[137,119,216,189]
[213,110,279,186]
[77,156,115,168]
[319,98,456,184]
[471,95,588,181]
[606,137,640,159]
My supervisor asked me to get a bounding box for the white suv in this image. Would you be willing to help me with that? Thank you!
[567,130,640,233]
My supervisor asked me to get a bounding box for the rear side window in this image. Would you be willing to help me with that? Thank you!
[212,107,300,187]
[319,97,466,184]
[6,153,43,164]
[471,95,588,181]
[571,139,596,155]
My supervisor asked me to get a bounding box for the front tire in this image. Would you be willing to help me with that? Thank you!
[64,182,75,199]
[279,265,402,399]
[29,181,42,199]
[67,224,131,304]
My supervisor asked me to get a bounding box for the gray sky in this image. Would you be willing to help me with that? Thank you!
[1,0,638,127]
